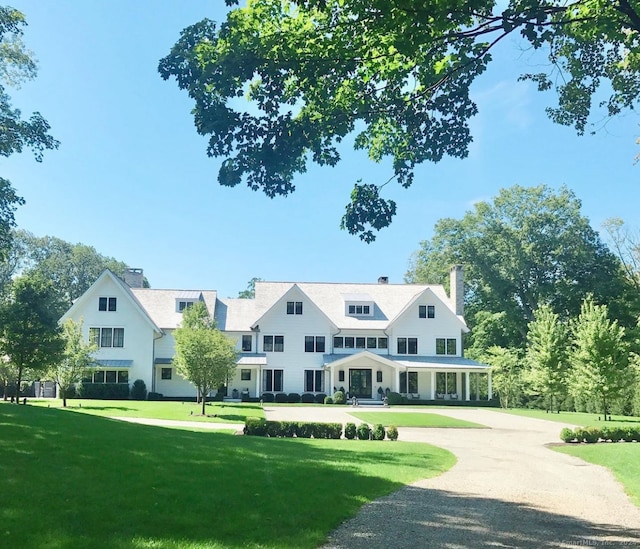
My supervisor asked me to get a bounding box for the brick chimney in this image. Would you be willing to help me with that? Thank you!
[123,268,144,288]
[450,265,464,316]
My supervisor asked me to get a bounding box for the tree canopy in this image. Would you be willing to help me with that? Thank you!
[405,185,629,350]
[0,7,58,260]
[160,0,640,241]
[174,302,238,414]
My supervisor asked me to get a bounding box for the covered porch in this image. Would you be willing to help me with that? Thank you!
[323,352,492,402]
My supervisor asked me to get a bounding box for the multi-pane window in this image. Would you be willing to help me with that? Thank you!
[161,368,172,380]
[345,337,355,349]
[399,371,418,393]
[436,338,457,355]
[355,337,365,349]
[242,334,252,352]
[90,327,124,348]
[286,301,303,315]
[263,369,283,392]
[334,336,343,348]
[84,370,128,384]
[263,335,284,352]
[305,336,325,353]
[98,297,117,312]
[419,305,436,318]
[347,304,371,315]
[397,337,418,355]
[378,337,388,349]
[178,301,194,313]
[334,336,388,350]
[241,369,251,381]
[304,370,324,392]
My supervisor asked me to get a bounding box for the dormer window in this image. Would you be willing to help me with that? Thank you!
[177,301,195,313]
[348,304,370,315]
[98,297,117,312]
[343,293,374,317]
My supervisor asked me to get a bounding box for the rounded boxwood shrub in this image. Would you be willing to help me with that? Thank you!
[326,423,342,439]
[287,392,301,403]
[356,423,371,440]
[333,390,346,404]
[387,425,399,441]
[274,392,288,403]
[344,422,357,439]
[261,392,275,403]
[372,424,386,441]
[387,391,403,405]
[560,427,576,443]
[244,418,268,436]
[301,393,315,403]
[130,379,147,400]
[314,393,327,404]
[324,396,334,405]
[622,427,636,442]
[583,426,601,443]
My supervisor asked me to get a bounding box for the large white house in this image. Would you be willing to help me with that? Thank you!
[60,267,492,402]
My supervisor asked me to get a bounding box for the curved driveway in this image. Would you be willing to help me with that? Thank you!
[264,406,640,548]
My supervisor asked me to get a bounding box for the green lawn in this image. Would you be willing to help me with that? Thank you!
[553,444,640,507]
[0,403,455,548]
[350,411,486,428]
[27,398,265,424]
[495,408,640,428]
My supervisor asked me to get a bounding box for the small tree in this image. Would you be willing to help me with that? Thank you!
[48,319,96,407]
[0,358,17,400]
[525,305,569,412]
[174,302,238,415]
[569,297,633,419]
[483,346,523,409]
[0,273,65,400]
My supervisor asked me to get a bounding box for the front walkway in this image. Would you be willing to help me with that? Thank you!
[264,407,640,548]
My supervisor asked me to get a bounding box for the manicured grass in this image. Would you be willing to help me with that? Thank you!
[495,408,640,428]
[553,444,640,507]
[349,411,486,428]
[0,402,455,548]
[27,398,265,424]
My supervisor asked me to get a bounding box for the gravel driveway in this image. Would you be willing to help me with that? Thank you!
[264,406,640,548]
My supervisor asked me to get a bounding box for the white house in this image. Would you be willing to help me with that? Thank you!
[61,267,492,402]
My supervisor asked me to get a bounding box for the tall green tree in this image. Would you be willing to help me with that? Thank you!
[568,297,633,419]
[174,302,238,415]
[481,346,523,409]
[405,185,628,351]
[160,0,640,241]
[237,277,262,299]
[525,304,569,412]
[0,273,64,400]
[0,357,16,399]
[48,319,96,407]
[0,7,58,260]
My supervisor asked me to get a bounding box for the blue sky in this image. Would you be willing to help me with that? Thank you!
[4,1,639,298]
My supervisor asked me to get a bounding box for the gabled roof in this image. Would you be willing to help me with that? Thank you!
[60,270,162,335]
[131,289,217,329]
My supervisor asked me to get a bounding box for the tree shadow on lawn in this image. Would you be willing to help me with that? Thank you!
[0,406,431,548]
[323,487,640,548]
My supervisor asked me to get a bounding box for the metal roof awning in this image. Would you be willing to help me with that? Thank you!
[322,352,489,371]
[95,359,133,368]
[154,358,173,365]
[237,354,268,366]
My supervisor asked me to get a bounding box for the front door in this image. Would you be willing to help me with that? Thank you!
[349,369,372,399]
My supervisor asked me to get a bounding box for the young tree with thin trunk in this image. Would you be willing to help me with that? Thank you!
[482,346,523,409]
[525,305,568,413]
[569,297,632,420]
[48,319,96,407]
[174,302,238,415]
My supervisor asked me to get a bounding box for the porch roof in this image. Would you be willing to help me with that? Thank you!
[323,352,489,371]
[237,353,267,366]
[95,359,133,368]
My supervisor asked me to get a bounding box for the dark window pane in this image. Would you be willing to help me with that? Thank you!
[419,305,426,318]
[367,337,377,349]
[376,370,383,382]
[286,301,294,314]
[305,336,315,352]
[263,336,273,352]
[161,368,172,380]
[118,371,129,384]
[263,369,273,392]
[397,338,407,354]
[305,370,313,392]
[378,338,388,349]
[408,338,418,354]
[334,337,343,348]
[363,305,370,315]
[101,328,112,348]
[94,370,105,383]
[242,335,252,352]
[98,297,107,311]
[315,370,323,392]
[274,336,284,352]
[338,370,345,382]
[295,301,303,315]
[108,297,117,311]
[428,305,435,318]
[356,337,365,349]
[113,328,124,348]
[274,369,283,392]
[241,369,251,381]
[348,305,355,314]
[447,339,457,355]
[345,337,354,349]
[436,338,445,355]
[316,336,325,353]
[105,370,116,383]
[409,372,418,393]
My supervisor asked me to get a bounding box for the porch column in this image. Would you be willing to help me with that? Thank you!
[430,371,435,400]
[255,368,260,398]
[487,371,493,400]
[465,372,470,401]
[456,372,461,398]
[329,366,335,396]
[395,368,401,393]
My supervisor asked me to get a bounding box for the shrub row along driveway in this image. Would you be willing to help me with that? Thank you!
[265,406,640,548]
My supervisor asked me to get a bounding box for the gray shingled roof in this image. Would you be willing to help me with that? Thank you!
[131,289,217,329]
[217,281,461,333]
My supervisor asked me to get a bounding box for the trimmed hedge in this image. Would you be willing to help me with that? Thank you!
[77,382,130,400]
[287,393,301,403]
[274,392,288,403]
[261,393,275,403]
[301,393,315,403]
[244,418,342,439]
[560,425,640,443]
[314,393,327,404]
[147,392,163,401]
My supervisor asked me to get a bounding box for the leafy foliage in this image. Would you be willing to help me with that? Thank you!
[482,346,523,409]
[174,302,238,415]
[0,7,58,261]
[162,0,640,240]
[406,185,629,351]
